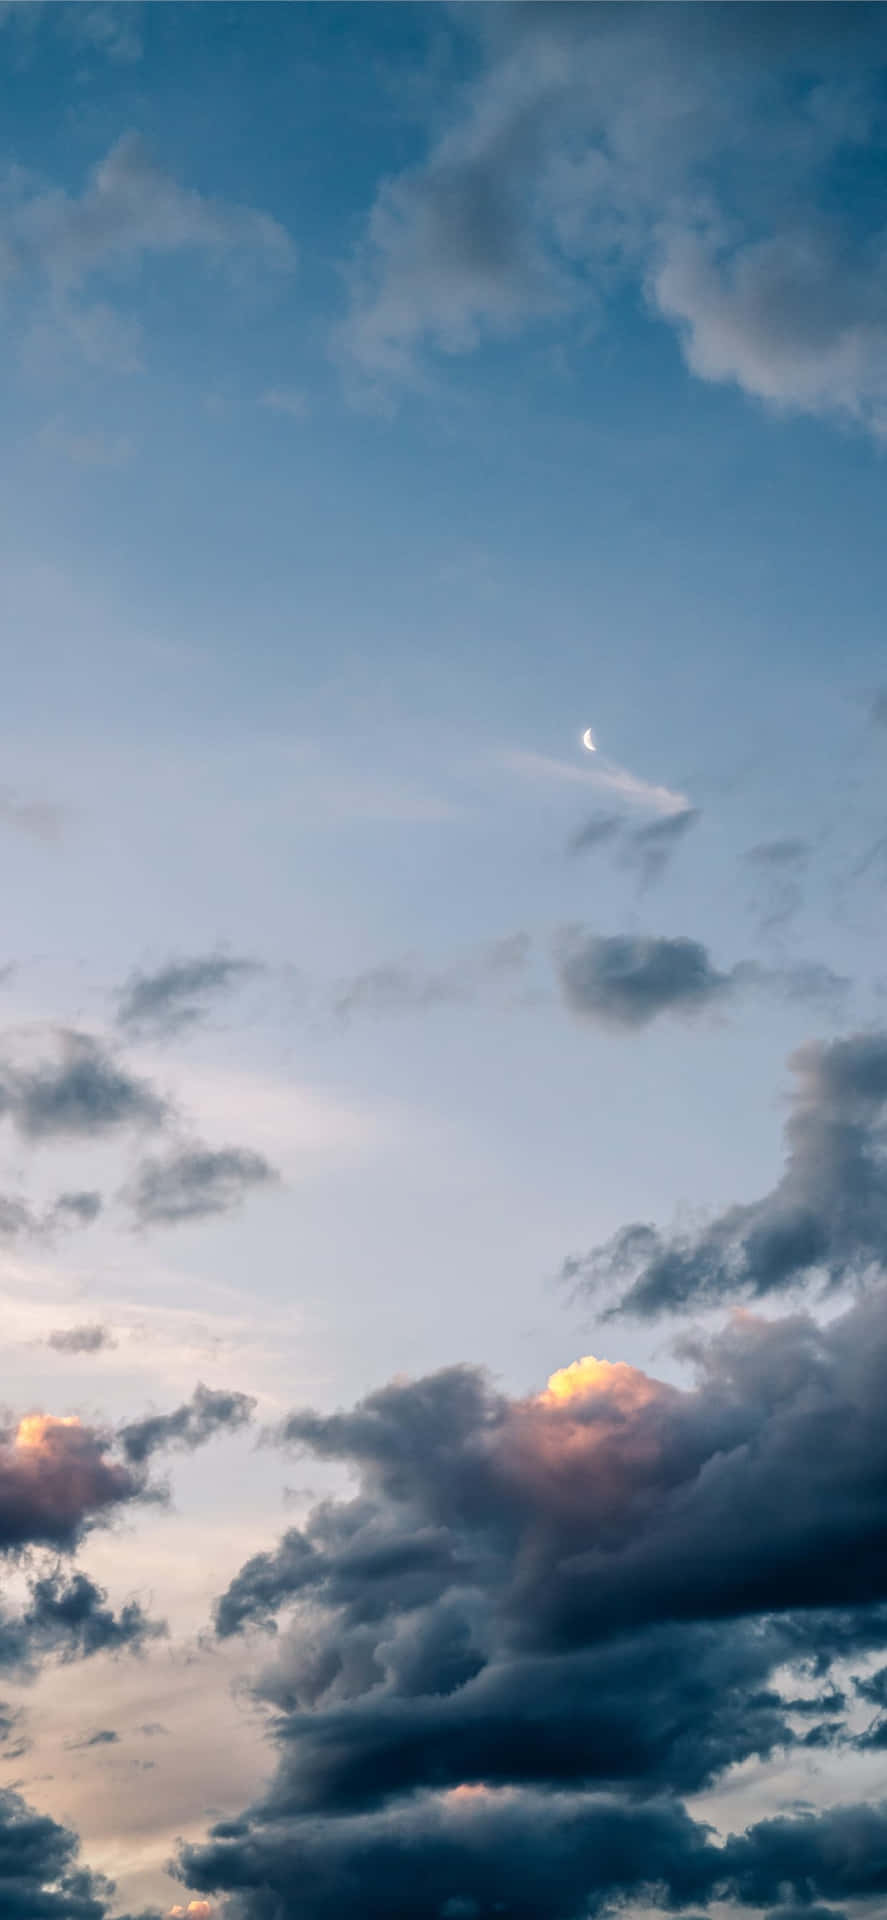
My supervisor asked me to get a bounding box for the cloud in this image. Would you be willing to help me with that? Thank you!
[36,420,134,469]
[501,748,690,817]
[0,1186,101,1245]
[333,933,530,1020]
[556,930,846,1029]
[21,1570,160,1663]
[0,1413,144,1553]
[64,1728,120,1750]
[339,8,887,434]
[187,1289,887,1917]
[126,1144,278,1226]
[46,1323,115,1355]
[871,689,887,730]
[119,1382,256,1465]
[575,1028,887,1316]
[4,132,295,290]
[0,1030,167,1140]
[568,808,700,888]
[1,131,295,376]
[0,1782,152,1920]
[116,953,259,1038]
[0,785,64,841]
[556,931,731,1026]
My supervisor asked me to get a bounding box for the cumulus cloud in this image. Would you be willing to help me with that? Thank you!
[186,1289,887,1917]
[119,1382,256,1465]
[0,1780,159,1920]
[0,1030,166,1140]
[340,7,887,434]
[116,954,259,1038]
[126,1144,278,1226]
[575,1028,887,1316]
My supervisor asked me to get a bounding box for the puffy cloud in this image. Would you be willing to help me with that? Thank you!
[46,1322,114,1355]
[341,7,887,434]
[577,1028,887,1315]
[0,1412,143,1552]
[119,1382,256,1465]
[116,954,259,1038]
[127,1145,278,1227]
[0,1030,167,1140]
[557,931,732,1026]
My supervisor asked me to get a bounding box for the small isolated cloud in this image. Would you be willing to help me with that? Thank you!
[127,1144,278,1227]
[63,1727,119,1751]
[0,1187,101,1246]
[501,748,690,818]
[116,952,259,1038]
[557,932,731,1028]
[46,1323,114,1356]
[0,1030,167,1141]
[556,931,846,1030]
[870,690,887,730]
[119,1382,256,1465]
[567,812,622,856]
[570,1028,887,1318]
[63,3,143,65]
[0,1413,143,1553]
[334,932,531,1020]
[261,387,308,420]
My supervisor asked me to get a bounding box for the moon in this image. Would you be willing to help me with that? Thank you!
[582,728,597,752]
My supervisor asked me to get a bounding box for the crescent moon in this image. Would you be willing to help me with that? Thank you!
[582,728,596,752]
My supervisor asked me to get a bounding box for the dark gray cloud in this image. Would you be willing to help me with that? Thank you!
[0,1031,166,1140]
[64,1728,120,1750]
[0,1412,144,1553]
[116,952,259,1037]
[127,1144,278,1226]
[184,1285,887,1918]
[0,1781,158,1920]
[556,930,846,1028]
[47,1323,115,1355]
[620,809,700,890]
[574,1028,887,1316]
[557,931,732,1026]
[341,8,887,435]
[119,1381,256,1465]
[21,1571,161,1664]
[334,933,531,1020]
[744,838,811,935]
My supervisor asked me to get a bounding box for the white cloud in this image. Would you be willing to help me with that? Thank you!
[498,748,690,818]
[340,9,887,432]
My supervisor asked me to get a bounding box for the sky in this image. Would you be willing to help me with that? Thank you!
[3,3,887,1917]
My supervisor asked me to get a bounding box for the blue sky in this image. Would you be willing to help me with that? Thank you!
[3,7,887,1919]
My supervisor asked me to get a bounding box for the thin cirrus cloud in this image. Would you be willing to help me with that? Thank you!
[566,1027,887,1319]
[339,7,887,435]
[568,807,700,888]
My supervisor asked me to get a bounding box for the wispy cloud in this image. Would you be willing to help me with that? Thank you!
[498,748,690,817]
